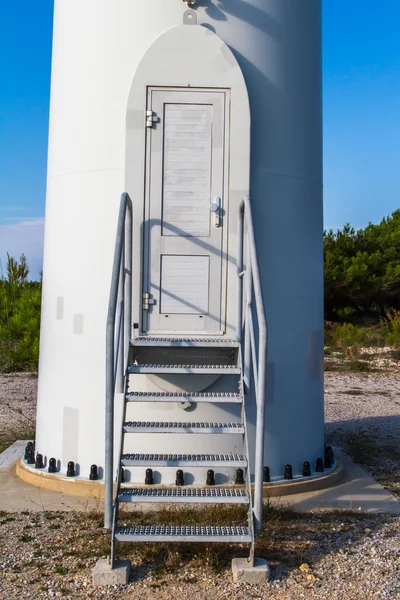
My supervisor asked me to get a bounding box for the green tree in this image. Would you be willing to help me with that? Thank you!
[0,254,41,372]
[6,253,29,286]
[324,210,400,320]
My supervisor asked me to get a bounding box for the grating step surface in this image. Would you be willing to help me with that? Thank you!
[121,453,247,467]
[118,488,249,504]
[123,421,245,434]
[115,525,252,543]
[128,364,241,375]
[131,337,239,348]
[126,391,242,403]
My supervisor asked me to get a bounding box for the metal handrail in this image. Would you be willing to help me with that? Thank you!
[237,196,268,532]
[105,192,133,529]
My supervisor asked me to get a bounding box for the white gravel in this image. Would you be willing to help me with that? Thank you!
[0,373,37,431]
[325,370,400,498]
[325,371,400,434]
[0,373,37,452]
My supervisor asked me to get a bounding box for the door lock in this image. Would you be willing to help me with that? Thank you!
[209,197,221,227]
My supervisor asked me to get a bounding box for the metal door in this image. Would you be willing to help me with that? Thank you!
[142,88,228,334]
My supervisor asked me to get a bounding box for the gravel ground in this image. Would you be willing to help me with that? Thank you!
[0,373,37,428]
[0,358,399,599]
[0,508,399,599]
[0,373,37,453]
[325,360,400,498]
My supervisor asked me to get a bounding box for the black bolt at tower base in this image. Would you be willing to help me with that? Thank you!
[284,464,293,480]
[26,448,35,465]
[315,458,324,472]
[324,445,334,468]
[175,469,184,486]
[67,461,75,477]
[24,442,34,460]
[90,465,98,481]
[302,461,311,477]
[206,469,215,486]
[145,468,154,485]
[325,445,334,459]
[263,466,270,483]
[235,468,245,485]
[48,458,57,473]
[35,453,44,469]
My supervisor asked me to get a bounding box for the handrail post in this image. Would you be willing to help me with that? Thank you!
[236,202,245,343]
[124,205,133,369]
[243,231,252,392]
[105,193,132,530]
[244,195,267,532]
[253,328,267,530]
[116,258,125,394]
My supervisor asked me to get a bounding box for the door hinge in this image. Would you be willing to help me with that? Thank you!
[143,293,156,310]
[146,110,159,128]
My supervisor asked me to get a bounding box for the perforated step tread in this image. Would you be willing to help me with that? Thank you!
[118,488,249,504]
[128,364,241,375]
[125,391,242,403]
[131,337,239,348]
[123,421,245,434]
[114,525,252,543]
[121,453,247,467]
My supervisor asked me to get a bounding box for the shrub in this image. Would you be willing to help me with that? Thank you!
[327,321,391,349]
[331,323,369,348]
[380,309,400,346]
[0,254,41,373]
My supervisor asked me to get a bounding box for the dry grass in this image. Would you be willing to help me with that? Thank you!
[324,358,377,373]
[23,501,296,573]
[89,502,295,570]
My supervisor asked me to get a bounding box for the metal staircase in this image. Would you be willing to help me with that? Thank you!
[106,193,267,569]
[111,338,254,563]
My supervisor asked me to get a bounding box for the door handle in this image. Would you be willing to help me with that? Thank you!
[209,197,221,228]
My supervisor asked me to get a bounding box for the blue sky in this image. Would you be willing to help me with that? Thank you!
[1,1,400,280]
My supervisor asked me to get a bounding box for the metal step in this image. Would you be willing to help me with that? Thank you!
[131,337,239,348]
[114,525,252,543]
[121,453,247,467]
[118,488,249,504]
[126,391,242,403]
[128,364,241,375]
[123,421,245,434]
